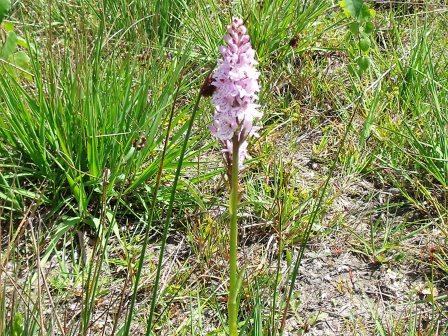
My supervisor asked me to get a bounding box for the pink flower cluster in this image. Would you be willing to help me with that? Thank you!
[210,17,261,168]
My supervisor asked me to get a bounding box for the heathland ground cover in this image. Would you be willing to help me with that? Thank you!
[0,0,447,335]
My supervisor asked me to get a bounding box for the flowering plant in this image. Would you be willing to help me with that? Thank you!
[209,17,261,335]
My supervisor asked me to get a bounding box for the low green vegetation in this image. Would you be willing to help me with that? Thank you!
[0,0,446,335]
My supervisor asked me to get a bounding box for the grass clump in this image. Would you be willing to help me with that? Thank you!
[1,0,447,335]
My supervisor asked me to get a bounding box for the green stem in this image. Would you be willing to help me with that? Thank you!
[228,137,240,336]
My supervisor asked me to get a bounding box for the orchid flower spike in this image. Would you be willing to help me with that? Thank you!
[209,17,261,169]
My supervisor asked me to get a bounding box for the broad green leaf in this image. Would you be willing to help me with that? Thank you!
[6,26,38,53]
[1,31,17,59]
[349,22,360,34]
[9,50,32,80]
[339,0,364,19]
[0,0,11,24]
[364,21,375,34]
[360,5,375,20]
[357,56,370,71]
[3,20,13,31]
[10,50,30,69]
[359,37,371,52]
[17,36,31,49]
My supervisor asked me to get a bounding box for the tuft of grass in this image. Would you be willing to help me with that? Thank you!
[1,0,447,335]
